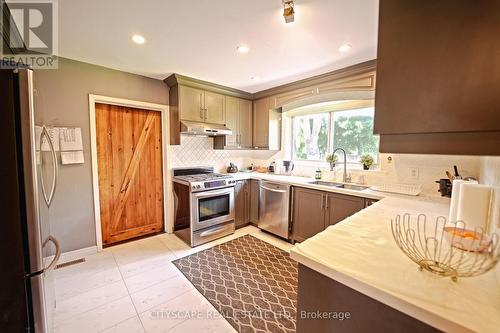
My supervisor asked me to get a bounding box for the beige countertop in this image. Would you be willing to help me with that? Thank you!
[229,171,412,201]
[229,171,451,203]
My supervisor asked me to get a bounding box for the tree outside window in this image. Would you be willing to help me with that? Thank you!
[292,107,379,165]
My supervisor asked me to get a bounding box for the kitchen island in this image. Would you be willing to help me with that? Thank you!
[290,196,500,333]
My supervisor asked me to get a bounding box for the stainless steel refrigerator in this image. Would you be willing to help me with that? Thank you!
[1,67,61,332]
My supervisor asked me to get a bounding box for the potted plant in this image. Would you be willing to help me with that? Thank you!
[360,154,374,170]
[326,154,338,171]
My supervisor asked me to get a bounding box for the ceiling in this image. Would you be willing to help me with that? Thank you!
[57,0,379,93]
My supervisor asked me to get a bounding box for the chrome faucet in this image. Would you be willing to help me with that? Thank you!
[332,147,351,183]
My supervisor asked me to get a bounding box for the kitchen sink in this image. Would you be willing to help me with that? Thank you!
[307,180,368,191]
[337,184,369,191]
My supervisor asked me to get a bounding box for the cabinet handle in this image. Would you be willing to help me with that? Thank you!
[325,195,329,210]
[320,194,325,209]
[199,94,204,119]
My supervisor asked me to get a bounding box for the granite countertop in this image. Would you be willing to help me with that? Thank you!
[289,196,500,333]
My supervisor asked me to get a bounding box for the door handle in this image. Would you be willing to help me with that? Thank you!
[199,225,228,237]
[44,235,61,273]
[40,126,58,207]
[194,188,232,198]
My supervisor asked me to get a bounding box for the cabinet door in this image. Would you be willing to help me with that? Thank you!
[224,96,239,147]
[243,180,250,223]
[375,1,500,135]
[179,86,204,122]
[292,187,325,243]
[325,193,364,227]
[204,91,225,125]
[249,180,260,223]
[252,97,270,148]
[239,99,253,148]
[234,180,246,228]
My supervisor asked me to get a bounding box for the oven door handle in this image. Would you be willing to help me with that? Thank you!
[199,225,229,237]
[193,188,233,198]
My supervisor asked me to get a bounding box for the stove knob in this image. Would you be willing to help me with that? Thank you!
[196,185,201,189]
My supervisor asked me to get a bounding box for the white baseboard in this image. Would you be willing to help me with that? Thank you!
[58,246,98,264]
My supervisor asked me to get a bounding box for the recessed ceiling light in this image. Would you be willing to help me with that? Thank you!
[338,43,352,53]
[132,34,146,44]
[237,45,250,54]
[251,76,261,82]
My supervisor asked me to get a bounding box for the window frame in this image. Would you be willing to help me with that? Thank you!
[290,106,379,167]
[291,112,332,163]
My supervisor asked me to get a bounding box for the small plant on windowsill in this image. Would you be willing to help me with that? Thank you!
[360,154,374,170]
[326,153,338,171]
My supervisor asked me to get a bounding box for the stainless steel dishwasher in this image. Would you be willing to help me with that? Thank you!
[258,181,290,238]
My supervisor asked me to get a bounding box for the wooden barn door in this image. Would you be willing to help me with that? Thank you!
[95,103,164,246]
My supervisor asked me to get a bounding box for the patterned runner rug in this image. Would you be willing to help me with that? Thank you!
[173,235,298,333]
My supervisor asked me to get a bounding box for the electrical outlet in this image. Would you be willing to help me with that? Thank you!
[409,167,419,180]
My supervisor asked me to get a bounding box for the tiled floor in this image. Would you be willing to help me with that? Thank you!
[53,226,293,333]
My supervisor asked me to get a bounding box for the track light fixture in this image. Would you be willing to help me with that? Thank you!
[282,0,295,23]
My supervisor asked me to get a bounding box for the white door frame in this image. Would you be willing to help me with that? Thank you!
[88,94,171,251]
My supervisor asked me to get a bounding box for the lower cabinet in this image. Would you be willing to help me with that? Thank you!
[291,187,365,243]
[325,193,365,227]
[249,180,260,223]
[291,188,325,243]
[234,180,250,228]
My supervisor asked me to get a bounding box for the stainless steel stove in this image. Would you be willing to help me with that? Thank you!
[173,172,236,192]
[172,167,235,247]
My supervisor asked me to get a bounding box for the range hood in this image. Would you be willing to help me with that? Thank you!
[180,120,232,136]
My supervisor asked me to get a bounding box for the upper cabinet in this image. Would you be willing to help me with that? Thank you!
[178,86,224,124]
[375,0,500,155]
[204,91,225,125]
[178,85,204,122]
[239,99,253,147]
[214,96,253,149]
[253,97,281,150]
[165,74,253,145]
[252,97,269,148]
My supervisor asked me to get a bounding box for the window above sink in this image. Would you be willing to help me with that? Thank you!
[287,100,380,169]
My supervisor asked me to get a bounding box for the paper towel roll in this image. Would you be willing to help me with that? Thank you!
[449,179,478,222]
[456,184,493,231]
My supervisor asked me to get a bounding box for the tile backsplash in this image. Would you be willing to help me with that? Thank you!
[168,136,483,197]
[169,135,255,172]
[480,156,500,232]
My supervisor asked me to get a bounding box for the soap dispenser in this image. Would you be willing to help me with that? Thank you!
[315,168,322,180]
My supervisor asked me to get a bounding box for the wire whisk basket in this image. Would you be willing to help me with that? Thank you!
[391,214,499,281]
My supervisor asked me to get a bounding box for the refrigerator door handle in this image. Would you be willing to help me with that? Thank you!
[43,235,61,273]
[40,125,58,207]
